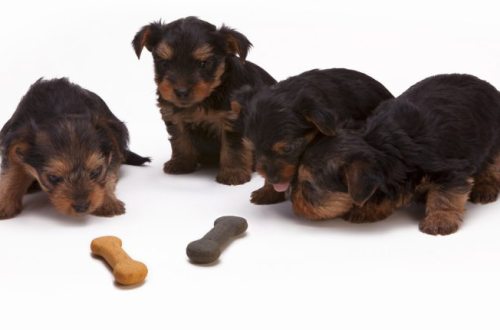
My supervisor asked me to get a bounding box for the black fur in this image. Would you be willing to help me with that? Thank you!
[239,68,393,203]
[133,17,275,185]
[295,74,500,235]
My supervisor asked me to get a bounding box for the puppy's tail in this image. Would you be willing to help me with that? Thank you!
[124,150,151,166]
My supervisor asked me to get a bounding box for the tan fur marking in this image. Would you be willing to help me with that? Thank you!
[192,62,226,103]
[470,154,500,204]
[420,179,472,235]
[0,162,34,219]
[292,166,353,220]
[156,42,174,60]
[192,44,213,61]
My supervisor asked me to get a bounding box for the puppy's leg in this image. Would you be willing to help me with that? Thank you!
[251,181,286,204]
[470,155,500,204]
[0,163,34,219]
[92,170,125,217]
[216,130,252,185]
[419,179,472,235]
[161,111,198,174]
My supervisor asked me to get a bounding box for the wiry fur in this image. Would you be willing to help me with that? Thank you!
[0,78,149,219]
[292,74,500,235]
[132,16,276,185]
[237,68,393,204]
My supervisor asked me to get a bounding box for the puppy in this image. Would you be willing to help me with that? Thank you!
[238,68,393,204]
[292,74,500,235]
[132,16,276,185]
[0,78,150,219]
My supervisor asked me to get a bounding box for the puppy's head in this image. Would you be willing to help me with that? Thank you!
[302,133,384,217]
[241,87,337,192]
[133,16,251,108]
[9,116,118,216]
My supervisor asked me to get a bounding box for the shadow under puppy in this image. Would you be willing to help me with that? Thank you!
[237,68,393,204]
[133,16,276,185]
[0,78,150,219]
[292,74,500,235]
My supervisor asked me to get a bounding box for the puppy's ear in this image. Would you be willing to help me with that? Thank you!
[218,25,252,61]
[295,94,337,136]
[132,22,163,59]
[345,161,381,206]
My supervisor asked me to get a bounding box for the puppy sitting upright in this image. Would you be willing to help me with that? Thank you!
[291,74,500,235]
[132,17,276,185]
[0,78,149,219]
[239,69,393,204]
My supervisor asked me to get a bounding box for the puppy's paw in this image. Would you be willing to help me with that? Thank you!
[251,186,286,204]
[92,199,125,217]
[163,159,197,174]
[0,202,22,220]
[419,212,461,235]
[216,169,251,186]
[344,209,381,223]
[469,184,498,204]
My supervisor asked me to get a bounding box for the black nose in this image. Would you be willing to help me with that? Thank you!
[72,201,90,213]
[174,88,191,99]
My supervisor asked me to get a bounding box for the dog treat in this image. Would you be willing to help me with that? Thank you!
[91,236,148,285]
[187,216,248,264]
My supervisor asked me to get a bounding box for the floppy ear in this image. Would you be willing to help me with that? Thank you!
[295,94,337,136]
[218,25,252,60]
[132,22,163,59]
[345,161,381,206]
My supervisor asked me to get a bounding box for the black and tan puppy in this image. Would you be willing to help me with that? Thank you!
[239,68,393,204]
[292,74,500,235]
[0,78,150,219]
[132,16,276,185]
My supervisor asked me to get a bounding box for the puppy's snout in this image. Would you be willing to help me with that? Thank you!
[174,87,191,99]
[72,200,90,213]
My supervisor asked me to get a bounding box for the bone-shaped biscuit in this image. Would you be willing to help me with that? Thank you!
[187,216,248,264]
[91,236,148,285]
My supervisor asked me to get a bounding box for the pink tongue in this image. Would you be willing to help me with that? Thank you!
[273,182,290,192]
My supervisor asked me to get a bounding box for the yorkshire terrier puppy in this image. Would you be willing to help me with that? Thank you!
[292,74,500,235]
[0,78,150,219]
[132,16,276,185]
[237,68,393,204]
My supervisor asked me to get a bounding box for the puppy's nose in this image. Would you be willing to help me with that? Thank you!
[72,201,90,213]
[174,88,191,99]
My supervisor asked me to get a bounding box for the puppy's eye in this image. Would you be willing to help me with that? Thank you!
[90,167,102,180]
[198,60,207,69]
[282,145,294,154]
[47,175,63,186]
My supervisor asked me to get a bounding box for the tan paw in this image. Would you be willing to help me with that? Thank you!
[92,199,126,217]
[0,202,22,220]
[419,212,461,235]
[251,186,286,204]
[216,169,251,186]
[163,159,197,174]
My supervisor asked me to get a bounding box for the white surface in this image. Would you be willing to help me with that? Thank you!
[1,1,500,329]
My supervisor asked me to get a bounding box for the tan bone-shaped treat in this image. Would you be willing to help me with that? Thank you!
[91,236,148,285]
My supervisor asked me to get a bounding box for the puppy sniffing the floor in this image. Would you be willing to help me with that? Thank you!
[237,68,393,204]
[132,16,276,185]
[292,74,500,235]
[0,78,150,219]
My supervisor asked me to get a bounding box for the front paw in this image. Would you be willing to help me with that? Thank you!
[92,199,126,217]
[419,212,461,235]
[163,159,197,174]
[251,186,286,204]
[0,202,22,220]
[216,169,251,185]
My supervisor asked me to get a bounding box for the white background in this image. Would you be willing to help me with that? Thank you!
[1,0,500,329]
